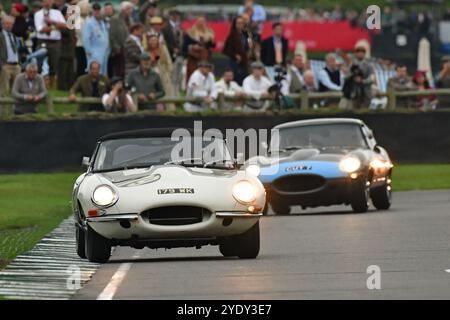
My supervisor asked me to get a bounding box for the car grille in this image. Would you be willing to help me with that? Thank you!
[141,206,211,226]
[273,174,326,193]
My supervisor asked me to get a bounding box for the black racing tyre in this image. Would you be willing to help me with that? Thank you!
[371,183,392,210]
[76,224,86,259]
[85,225,112,263]
[351,178,370,213]
[262,201,269,215]
[219,221,260,259]
[270,201,291,216]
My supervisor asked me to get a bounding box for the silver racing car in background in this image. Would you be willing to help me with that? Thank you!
[247,118,393,215]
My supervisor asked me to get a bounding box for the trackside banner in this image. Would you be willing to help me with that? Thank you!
[180,20,370,52]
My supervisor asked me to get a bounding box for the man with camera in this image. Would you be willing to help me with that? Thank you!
[102,76,137,113]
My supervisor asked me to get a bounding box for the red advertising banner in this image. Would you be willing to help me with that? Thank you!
[181,21,370,52]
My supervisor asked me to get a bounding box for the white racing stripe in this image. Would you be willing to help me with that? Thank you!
[96,254,140,300]
[445,269,450,273]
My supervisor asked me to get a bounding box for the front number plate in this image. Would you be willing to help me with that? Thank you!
[157,188,195,195]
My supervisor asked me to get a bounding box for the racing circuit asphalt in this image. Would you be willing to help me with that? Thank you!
[74,190,450,300]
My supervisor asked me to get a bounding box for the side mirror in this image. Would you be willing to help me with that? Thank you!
[82,157,91,167]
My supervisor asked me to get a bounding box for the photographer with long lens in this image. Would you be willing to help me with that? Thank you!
[339,64,365,110]
[102,76,137,113]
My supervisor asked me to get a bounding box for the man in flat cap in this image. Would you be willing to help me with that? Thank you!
[242,61,272,112]
[125,52,165,111]
[184,60,218,112]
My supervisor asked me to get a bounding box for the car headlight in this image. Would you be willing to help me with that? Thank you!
[370,159,392,170]
[92,185,118,207]
[232,180,257,204]
[246,164,261,177]
[340,157,361,173]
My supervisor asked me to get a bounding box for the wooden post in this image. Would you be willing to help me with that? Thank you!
[45,92,54,113]
[387,87,396,110]
[217,93,225,111]
[300,90,309,110]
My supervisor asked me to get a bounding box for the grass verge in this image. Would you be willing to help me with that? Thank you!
[0,172,80,268]
[392,164,450,191]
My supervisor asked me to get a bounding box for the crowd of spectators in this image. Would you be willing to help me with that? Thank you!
[0,0,448,116]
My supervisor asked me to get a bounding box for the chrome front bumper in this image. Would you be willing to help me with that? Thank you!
[86,211,261,223]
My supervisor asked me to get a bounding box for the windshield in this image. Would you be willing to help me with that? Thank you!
[92,137,235,172]
[273,124,368,151]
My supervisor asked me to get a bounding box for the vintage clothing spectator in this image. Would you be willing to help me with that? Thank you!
[412,70,437,110]
[75,0,89,77]
[183,16,216,85]
[161,10,184,97]
[215,68,246,110]
[223,16,250,85]
[139,1,158,26]
[242,61,272,112]
[238,0,266,34]
[146,16,165,44]
[260,23,288,67]
[145,33,175,110]
[347,46,374,107]
[287,54,307,94]
[387,65,416,108]
[184,61,218,112]
[69,61,110,112]
[11,62,47,114]
[34,0,66,88]
[318,53,344,92]
[11,3,29,40]
[102,77,137,113]
[303,70,318,92]
[57,6,76,91]
[83,3,110,76]
[0,16,21,114]
[125,52,165,111]
[109,1,133,78]
[435,56,450,109]
[124,23,145,77]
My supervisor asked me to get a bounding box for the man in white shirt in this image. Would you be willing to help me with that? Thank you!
[0,16,21,114]
[184,61,218,113]
[242,61,272,112]
[215,68,245,110]
[34,0,66,88]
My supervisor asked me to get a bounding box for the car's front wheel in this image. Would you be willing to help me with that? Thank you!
[85,225,111,263]
[270,200,291,216]
[371,182,392,210]
[219,221,260,259]
[76,224,86,259]
[351,177,370,213]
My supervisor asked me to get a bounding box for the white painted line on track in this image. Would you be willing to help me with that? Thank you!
[96,253,140,300]
[445,269,450,273]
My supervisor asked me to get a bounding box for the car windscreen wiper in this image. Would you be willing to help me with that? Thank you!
[92,164,155,173]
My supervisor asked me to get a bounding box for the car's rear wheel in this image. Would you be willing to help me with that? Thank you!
[76,224,86,259]
[351,177,370,213]
[85,225,111,263]
[371,182,392,210]
[219,221,260,259]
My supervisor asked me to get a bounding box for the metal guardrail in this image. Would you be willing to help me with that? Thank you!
[1,88,450,114]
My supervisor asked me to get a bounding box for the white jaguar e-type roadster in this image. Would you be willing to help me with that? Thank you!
[72,128,265,263]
